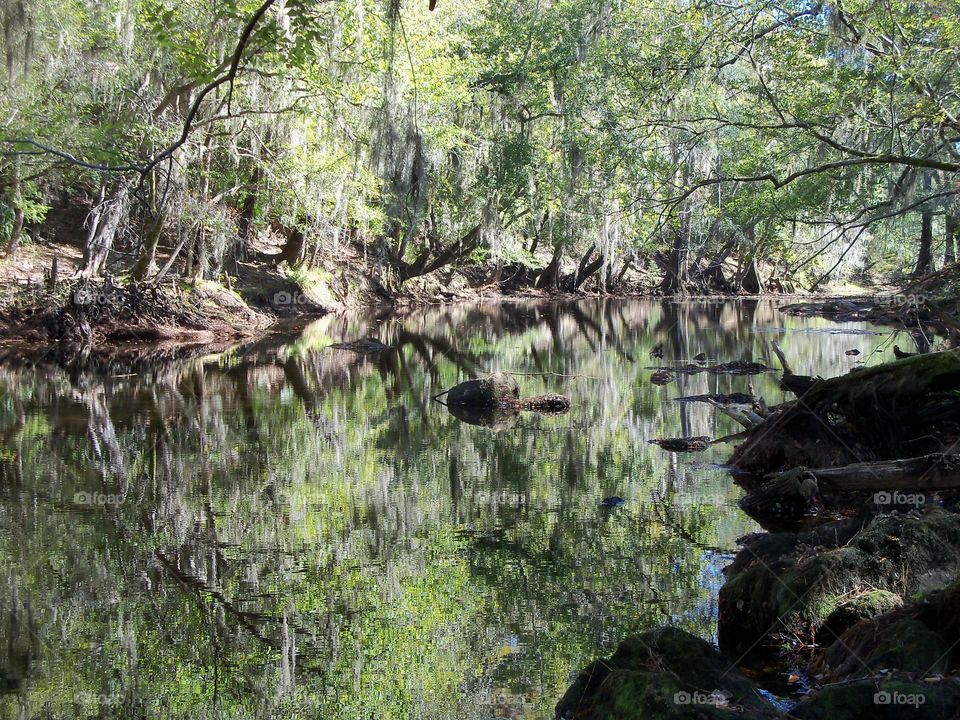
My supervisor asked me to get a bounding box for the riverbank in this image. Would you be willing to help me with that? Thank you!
[558,346,960,719]
[4,234,949,351]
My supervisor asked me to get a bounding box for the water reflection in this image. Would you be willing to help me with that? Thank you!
[0,299,912,719]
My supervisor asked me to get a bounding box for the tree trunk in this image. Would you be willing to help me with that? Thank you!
[946,212,957,266]
[659,228,689,293]
[6,156,23,258]
[187,132,214,280]
[573,245,604,291]
[536,244,563,290]
[238,164,262,250]
[80,180,129,277]
[7,207,23,258]
[278,225,306,266]
[914,173,935,277]
[131,209,167,281]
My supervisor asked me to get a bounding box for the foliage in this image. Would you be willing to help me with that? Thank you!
[0,0,958,285]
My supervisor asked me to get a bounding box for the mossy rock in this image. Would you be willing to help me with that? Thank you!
[719,509,960,655]
[816,615,950,681]
[555,627,784,720]
[446,372,519,408]
[793,678,960,719]
[819,589,903,645]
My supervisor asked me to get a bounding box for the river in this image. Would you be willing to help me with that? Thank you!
[0,298,915,719]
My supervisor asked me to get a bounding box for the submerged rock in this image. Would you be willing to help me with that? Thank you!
[555,627,784,720]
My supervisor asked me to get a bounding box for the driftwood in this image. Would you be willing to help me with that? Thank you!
[771,340,820,396]
[707,398,764,429]
[649,436,710,452]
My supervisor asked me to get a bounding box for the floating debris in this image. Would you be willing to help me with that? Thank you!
[650,436,710,452]
[329,337,392,353]
[675,392,754,405]
[650,369,673,385]
[648,360,774,376]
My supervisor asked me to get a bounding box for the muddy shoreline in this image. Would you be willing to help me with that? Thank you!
[0,276,927,358]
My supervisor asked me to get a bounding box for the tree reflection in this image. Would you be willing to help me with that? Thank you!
[0,299,909,718]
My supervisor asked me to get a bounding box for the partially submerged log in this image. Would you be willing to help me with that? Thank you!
[515,394,570,412]
[649,369,673,385]
[648,360,774,376]
[675,391,754,405]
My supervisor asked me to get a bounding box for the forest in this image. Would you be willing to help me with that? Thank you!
[1,0,959,320]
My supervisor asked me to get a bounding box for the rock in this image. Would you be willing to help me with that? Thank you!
[718,509,960,656]
[818,589,903,645]
[792,678,960,719]
[446,372,519,408]
[816,614,950,680]
[555,627,784,720]
[813,578,960,682]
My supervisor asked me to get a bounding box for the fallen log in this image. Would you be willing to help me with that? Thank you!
[739,454,960,525]
[804,348,960,412]
[675,392,754,405]
[812,453,960,492]
[514,394,570,412]
[731,349,960,473]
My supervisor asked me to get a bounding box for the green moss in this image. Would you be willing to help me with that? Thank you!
[720,510,960,654]
[794,679,960,719]
[556,628,784,720]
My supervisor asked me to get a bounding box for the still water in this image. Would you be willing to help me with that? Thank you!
[0,299,914,719]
